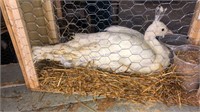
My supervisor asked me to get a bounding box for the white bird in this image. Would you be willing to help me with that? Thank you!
[32,6,172,74]
[104,25,144,39]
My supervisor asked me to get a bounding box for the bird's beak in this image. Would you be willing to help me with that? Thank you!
[167,30,173,35]
[162,30,173,38]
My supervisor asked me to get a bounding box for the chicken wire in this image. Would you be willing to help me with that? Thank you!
[31,0,197,73]
[51,0,196,42]
[13,0,199,92]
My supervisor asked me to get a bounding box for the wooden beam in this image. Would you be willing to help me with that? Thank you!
[188,1,200,45]
[42,0,59,44]
[0,0,30,88]
[0,0,39,89]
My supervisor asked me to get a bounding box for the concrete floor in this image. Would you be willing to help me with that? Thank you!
[1,63,200,112]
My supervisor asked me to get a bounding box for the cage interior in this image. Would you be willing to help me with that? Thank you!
[16,0,199,106]
[18,0,196,45]
[53,0,196,42]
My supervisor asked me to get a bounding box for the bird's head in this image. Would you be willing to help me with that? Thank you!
[145,5,172,40]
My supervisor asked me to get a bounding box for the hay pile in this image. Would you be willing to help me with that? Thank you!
[35,60,199,106]
[176,50,200,64]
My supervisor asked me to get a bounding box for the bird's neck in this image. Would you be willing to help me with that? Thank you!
[144,31,169,59]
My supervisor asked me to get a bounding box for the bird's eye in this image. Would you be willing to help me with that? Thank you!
[161,28,165,31]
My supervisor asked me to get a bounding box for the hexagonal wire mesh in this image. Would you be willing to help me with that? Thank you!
[18,0,49,46]
[30,0,199,91]
[51,0,196,42]
[32,0,197,71]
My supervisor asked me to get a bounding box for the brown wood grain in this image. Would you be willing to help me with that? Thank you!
[42,0,59,44]
[0,0,39,89]
[189,1,200,45]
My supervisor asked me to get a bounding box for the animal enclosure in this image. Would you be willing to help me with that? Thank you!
[1,0,200,106]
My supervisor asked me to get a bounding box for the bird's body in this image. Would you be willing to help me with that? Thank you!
[32,6,171,74]
[104,25,144,39]
[33,30,170,73]
[66,32,156,73]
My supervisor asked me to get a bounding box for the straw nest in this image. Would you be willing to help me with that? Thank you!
[35,60,199,106]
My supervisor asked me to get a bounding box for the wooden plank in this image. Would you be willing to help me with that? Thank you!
[0,0,39,89]
[0,0,30,88]
[55,0,63,18]
[188,1,200,45]
[42,0,59,44]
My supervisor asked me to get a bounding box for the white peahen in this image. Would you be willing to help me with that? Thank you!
[104,25,144,39]
[32,6,172,74]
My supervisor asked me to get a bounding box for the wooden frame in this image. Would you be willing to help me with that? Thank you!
[188,1,200,45]
[1,0,200,91]
[0,0,39,89]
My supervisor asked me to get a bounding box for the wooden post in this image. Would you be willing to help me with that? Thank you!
[0,0,39,89]
[42,0,59,44]
[189,1,200,45]
[55,0,63,18]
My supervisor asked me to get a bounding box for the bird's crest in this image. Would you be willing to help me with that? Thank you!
[155,5,167,21]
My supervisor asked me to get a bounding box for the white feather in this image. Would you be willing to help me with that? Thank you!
[32,6,171,74]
